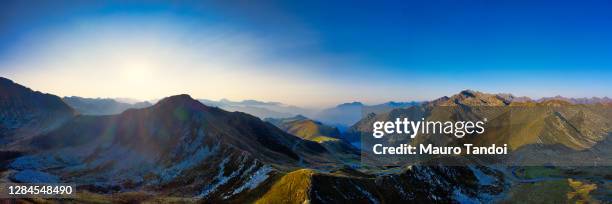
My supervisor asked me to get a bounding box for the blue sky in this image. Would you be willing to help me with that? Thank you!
[0,0,611,107]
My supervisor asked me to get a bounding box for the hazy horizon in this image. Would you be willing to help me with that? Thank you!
[1,1,611,107]
[8,77,612,109]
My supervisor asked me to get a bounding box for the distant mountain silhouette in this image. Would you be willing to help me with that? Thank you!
[198,98,311,119]
[199,98,423,128]
[313,101,421,128]
[0,77,75,147]
[314,102,364,127]
[63,96,151,115]
[538,96,612,104]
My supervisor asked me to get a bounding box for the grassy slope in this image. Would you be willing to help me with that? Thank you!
[256,169,314,204]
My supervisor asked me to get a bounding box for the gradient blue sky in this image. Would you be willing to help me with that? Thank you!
[1,0,611,107]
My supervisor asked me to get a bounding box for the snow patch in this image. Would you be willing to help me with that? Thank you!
[159,143,218,183]
[199,157,243,198]
[226,165,272,198]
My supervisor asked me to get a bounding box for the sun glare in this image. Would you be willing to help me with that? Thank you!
[119,59,156,86]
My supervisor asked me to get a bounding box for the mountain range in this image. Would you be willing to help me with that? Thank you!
[198,99,422,129]
[63,96,152,115]
[13,94,345,200]
[350,90,612,166]
[310,101,422,131]
[198,98,310,119]
[0,78,507,203]
[0,77,609,203]
[538,96,612,104]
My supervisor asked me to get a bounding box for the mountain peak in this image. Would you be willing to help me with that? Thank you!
[160,94,194,101]
[154,94,201,108]
[459,89,478,97]
[241,99,282,106]
[427,90,538,106]
[337,102,363,108]
[293,114,308,120]
[430,90,509,106]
